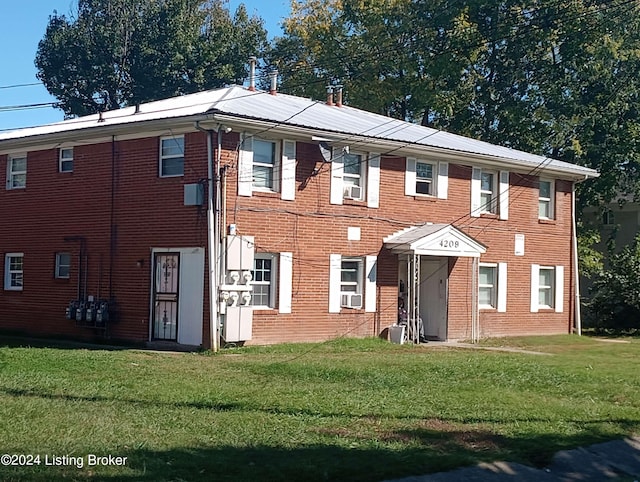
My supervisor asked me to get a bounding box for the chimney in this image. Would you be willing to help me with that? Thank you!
[269,70,278,95]
[248,56,257,92]
[326,85,334,106]
[335,85,343,107]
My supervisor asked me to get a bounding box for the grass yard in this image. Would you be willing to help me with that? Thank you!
[0,335,638,481]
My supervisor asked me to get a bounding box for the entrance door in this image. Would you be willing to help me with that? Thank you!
[152,253,180,341]
[420,257,448,341]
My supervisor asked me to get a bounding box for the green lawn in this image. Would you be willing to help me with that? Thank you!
[0,335,638,481]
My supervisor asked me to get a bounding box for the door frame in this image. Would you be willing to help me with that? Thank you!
[149,247,205,345]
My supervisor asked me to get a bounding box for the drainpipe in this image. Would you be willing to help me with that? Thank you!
[195,121,220,352]
[572,180,582,336]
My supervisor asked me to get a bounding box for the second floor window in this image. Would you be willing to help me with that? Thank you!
[480,171,497,214]
[59,148,74,173]
[343,152,364,200]
[160,136,184,177]
[7,155,27,189]
[416,161,434,195]
[538,180,554,219]
[252,139,277,191]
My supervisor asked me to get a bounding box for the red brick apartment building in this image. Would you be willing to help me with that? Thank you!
[0,85,598,349]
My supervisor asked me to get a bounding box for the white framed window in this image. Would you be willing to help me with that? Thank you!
[7,155,27,189]
[416,161,435,195]
[479,262,507,312]
[59,148,74,173]
[538,179,554,219]
[480,171,497,214]
[471,168,509,219]
[329,254,377,312]
[340,258,363,308]
[252,138,279,191]
[342,152,364,200]
[405,158,448,199]
[159,136,184,177]
[238,136,296,200]
[252,254,277,309]
[479,264,497,309]
[4,253,24,291]
[55,252,71,279]
[538,267,554,309]
[530,264,564,313]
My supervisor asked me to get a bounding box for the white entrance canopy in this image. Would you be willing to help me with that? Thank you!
[383,224,486,258]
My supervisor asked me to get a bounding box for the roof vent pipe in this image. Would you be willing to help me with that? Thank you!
[269,70,278,95]
[335,85,343,107]
[248,56,257,92]
[326,85,334,106]
[98,111,105,123]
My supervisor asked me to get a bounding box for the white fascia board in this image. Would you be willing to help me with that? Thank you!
[0,115,207,154]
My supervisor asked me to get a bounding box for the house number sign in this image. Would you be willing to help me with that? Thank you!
[439,239,460,249]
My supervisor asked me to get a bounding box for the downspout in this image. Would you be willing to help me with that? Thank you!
[572,179,583,336]
[195,122,220,353]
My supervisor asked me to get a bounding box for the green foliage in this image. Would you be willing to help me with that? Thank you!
[586,235,640,329]
[35,0,267,116]
[273,0,640,209]
[577,226,603,278]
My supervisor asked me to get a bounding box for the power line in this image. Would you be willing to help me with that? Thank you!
[0,82,43,90]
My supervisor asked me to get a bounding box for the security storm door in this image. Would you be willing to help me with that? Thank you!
[153,253,180,341]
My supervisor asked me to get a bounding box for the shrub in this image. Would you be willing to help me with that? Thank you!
[586,235,640,329]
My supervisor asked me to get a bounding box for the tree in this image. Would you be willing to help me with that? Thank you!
[586,234,640,330]
[272,0,640,208]
[35,0,267,117]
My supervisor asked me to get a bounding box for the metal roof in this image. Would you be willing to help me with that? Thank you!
[0,85,598,178]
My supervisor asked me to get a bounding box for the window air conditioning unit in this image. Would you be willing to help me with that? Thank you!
[341,293,363,309]
[344,184,362,200]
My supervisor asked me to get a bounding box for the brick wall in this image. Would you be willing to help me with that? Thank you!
[0,128,575,347]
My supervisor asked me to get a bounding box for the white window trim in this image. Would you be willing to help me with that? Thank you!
[471,167,508,219]
[342,151,366,201]
[55,252,71,279]
[159,135,185,178]
[405,158,449,200]
[252,253,277,310]
[479,263,498,309]
[279,252,293,313]
[329,254,372,312]
[7,154,27,190]
[530,264,563,313]
[480,170,498,214]
[416,160,436,196]
[59,147,74,173]
[238,135,296,200]
[538,179,555,220]
[4,253,24,291]
[252,138,281,193]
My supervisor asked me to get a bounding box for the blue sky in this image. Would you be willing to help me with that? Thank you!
[0,0,290,132]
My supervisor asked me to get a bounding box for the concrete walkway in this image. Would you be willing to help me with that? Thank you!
[384,436,640,481]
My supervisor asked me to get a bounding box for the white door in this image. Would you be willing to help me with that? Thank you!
[420,257,448,341]
[151,247,204,346]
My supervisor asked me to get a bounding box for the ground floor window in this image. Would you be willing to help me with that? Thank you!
[252,254,277,309]
[4,253,24,291]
